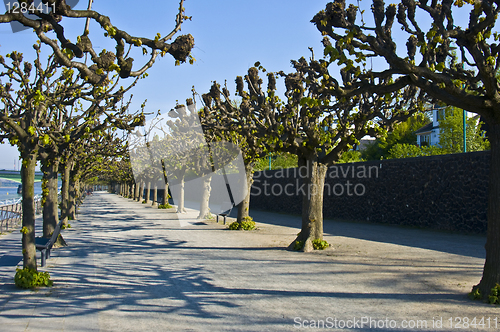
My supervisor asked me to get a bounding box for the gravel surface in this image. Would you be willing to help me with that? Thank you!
[0,191,498,331]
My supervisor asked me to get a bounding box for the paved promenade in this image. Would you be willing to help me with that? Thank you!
[0,192,498,331]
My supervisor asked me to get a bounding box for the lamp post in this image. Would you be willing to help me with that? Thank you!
[463,109,467,152]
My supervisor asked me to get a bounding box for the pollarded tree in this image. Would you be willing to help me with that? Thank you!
[0,0,193,271]
[129,104,198,214]
[163,101,212,214]
[129,131,164,205]
[0,0,194,84]
[311,0,500,299]
[0,50,65,270]
[128,129,153,202]
[31,43,146,234]
[0,47,127,266]
[200,81,282,223]
[277,60,425,251]
[169,99,213,218]
[203,60,425,251]
[142,98,243,219]
[56,95,146,225]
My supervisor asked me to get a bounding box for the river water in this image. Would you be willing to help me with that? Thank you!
[0,184,43,202]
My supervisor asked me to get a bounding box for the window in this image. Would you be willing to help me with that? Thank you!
[420,134,431,146]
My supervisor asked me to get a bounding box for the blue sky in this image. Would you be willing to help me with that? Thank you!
[0,0,328,170]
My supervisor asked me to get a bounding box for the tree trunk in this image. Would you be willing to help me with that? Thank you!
[162,182,169,206]
[145,181,151,204]
[21,150,38,270]
[41,158,59,238]
[152,183,158,206]
[67,178,77,220]
[237,163,254,222]
[177,179,186,213]
[60,160,71,226]
[288,156,327,252]
[198,174,212,219]
[69,177,80,220]
[476,122,500,299]
[133,182,139,201]
[174,170,187,213]
[138,181,143,202]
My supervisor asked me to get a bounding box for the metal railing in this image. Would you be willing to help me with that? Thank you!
[0,194,42,234]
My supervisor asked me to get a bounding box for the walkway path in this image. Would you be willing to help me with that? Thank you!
[0,192,497,331]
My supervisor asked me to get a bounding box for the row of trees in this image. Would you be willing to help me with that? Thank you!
[0,0,194,271]
[127,97,248,223]
[190,0,500,301]
[85,0,498,303]
[4,0,498,303]
[198,64,425,250]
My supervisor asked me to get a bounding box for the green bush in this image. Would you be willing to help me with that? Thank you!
[293,240,305,251]
[489,284,500,304]
[388,143,444,159]
[468,284,500,304]
[202,212,214,220]
[468,287,482,300]
[227,217,255,230]
[15,268,53,289]
[240,216,255,230]
[141,200,147,204]
[228,221,240,230]
[61,223,71,229]
[293,239,329,251]
[312,239,329,250]
[158,203,172,209]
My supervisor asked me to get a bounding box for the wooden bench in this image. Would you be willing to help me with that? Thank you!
[35,220,63,267]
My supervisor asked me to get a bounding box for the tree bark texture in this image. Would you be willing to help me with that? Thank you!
[137,182,143,202]
[162,182,170,206]
[288,156,327,252]
[145,182,151,204]
[134,182,139,200]
[477,122,500,299]
[60,160,72,226]
[152,184,158,206]
[68,178,77,220]
[21,151,38,270]
[237,163,254,223]
[177,180,186,213]
[41,159,59,238]
[198,174,212,219]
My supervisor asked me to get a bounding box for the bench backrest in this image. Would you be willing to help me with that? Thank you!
[47,220,63,248]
